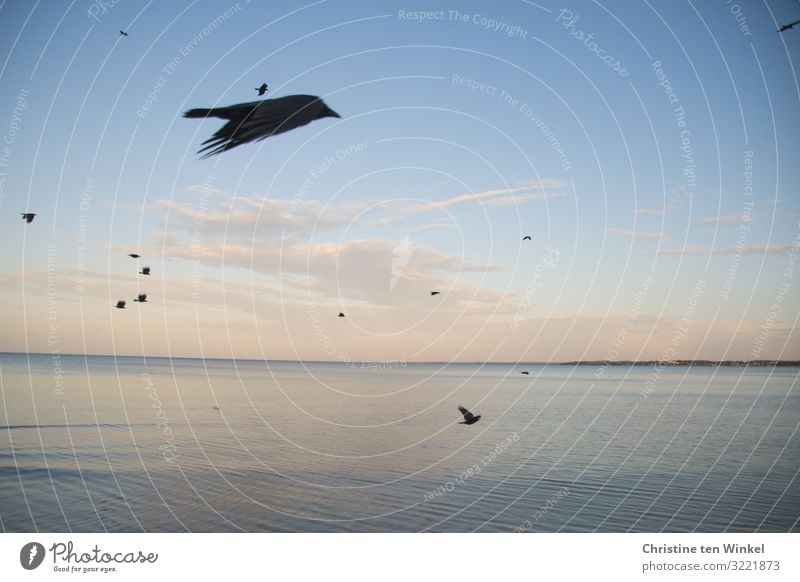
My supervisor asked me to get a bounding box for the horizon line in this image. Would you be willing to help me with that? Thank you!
[2,352,798,366]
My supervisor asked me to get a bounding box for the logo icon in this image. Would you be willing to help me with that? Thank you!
[20,542,45,570]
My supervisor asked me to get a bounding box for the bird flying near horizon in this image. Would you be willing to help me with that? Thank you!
[21,213,36,223]
[429,291,441,296]
[523,236,532,240]
[255,83,268,96]
[778,19,800,32]
[458,405,481,425]
[140,267,151,275]
[119,30,128,36]
[184,95,340,157]
[133,293,147,303]
[338,312,345,318]
[115,300,126,309]
[128,253,140,259]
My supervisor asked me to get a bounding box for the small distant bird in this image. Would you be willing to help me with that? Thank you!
[255,83,268,96]
[338,312,345,318]
[458,405,481,425]
[133,293,147,303]
[21,213,36,223]
[184,95,340,158]
[521,371,530,375]
[778,19,800,32]
[429,291,441,296]
[212,406,220,411]
[115,300,126,309]
[522,236,532,241]
[140,267,151,275]
[128,253,141,259]
[119,30,128,37]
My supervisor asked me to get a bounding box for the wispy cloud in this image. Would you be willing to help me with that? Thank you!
[655,244,793,256]
[697,214,753,225]
[409,223,455,234]
[633,207,665,216]
[146,196,380,241]
[485,192,566,208]
[402,179,566,214]
[141,234,509,307]
[608,227,667,241]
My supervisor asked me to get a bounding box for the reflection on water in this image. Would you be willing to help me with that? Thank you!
[1,353,798,532]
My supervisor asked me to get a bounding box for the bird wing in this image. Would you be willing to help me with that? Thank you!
[186,96,327,158]
[458,406,474,421]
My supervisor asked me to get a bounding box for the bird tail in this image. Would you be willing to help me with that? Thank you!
[183,108,217,118]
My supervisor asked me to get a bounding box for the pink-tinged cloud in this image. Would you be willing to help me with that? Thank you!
[484,192,566,208]
[410,223,456,234]
[697,214,753,225]
[608,227,667,240]
[655,244,794,256]
[402,179,566,214]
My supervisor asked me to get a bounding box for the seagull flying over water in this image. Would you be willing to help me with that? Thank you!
[115,300,126,309]
[21,213,36,223]
[184,95,340,157]
[255,83,268,96]
[778,19,800,32]
[458,405,481,425]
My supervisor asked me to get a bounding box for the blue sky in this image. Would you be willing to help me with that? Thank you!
[1,0,798,361]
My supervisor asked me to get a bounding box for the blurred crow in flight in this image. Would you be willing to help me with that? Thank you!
[184,95,340,158]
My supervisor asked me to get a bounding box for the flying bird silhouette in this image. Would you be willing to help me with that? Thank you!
[140,267,151,275]
[115,300,126,309]
[119,30,128,37]
[778,19,800,32]
[128,253,140,259]
[255,83,268,96]
[521,371,530,375]
[522,236,532,240]
[338,312,345,318]
[21,213,36,223]
[133,293,147,303]
[429,291,441,296]
[184,95,340,157]
[458,405,481,425]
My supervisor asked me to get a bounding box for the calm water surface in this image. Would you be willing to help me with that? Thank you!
[1,353,798,532]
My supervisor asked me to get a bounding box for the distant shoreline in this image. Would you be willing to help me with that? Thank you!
[561,360,800,367]
[1,352,799,367]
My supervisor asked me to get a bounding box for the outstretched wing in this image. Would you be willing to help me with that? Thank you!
[185,96,328,158]
[458,406,474,421]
